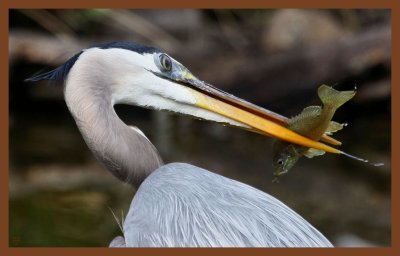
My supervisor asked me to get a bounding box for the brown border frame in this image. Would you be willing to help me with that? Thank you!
[1,1,398,256]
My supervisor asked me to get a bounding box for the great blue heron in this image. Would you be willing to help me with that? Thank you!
[27,41,335,247]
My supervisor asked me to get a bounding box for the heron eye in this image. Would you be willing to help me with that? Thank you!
[159,54,172,72]
[277,159,284,165]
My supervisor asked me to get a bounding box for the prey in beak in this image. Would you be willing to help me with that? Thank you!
[150,52,342,155]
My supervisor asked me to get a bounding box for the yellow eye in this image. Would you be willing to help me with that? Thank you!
[159,54,172,71]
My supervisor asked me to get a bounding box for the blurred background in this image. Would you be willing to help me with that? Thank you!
[9,9,391,247]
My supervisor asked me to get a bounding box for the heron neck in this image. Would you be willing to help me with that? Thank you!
[64,76,163,189]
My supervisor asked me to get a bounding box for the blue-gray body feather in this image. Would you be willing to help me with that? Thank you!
[115,163,332,247]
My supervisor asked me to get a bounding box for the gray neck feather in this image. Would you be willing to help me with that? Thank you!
[64,54,163,189]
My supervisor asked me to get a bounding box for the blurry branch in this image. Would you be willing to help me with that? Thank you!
[9,30,85,65]
[100,9,182,52]
[202,24,391,105]
[18,9,77,43]
[355,79,391,103]
[10,9,183,64]
[10,22,390,105]
[212,10,250,52]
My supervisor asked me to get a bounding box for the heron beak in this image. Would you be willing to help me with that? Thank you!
[177,72,341,154]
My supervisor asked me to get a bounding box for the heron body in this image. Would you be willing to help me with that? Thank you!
[119,163,331,247]
[27,41,333,247]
